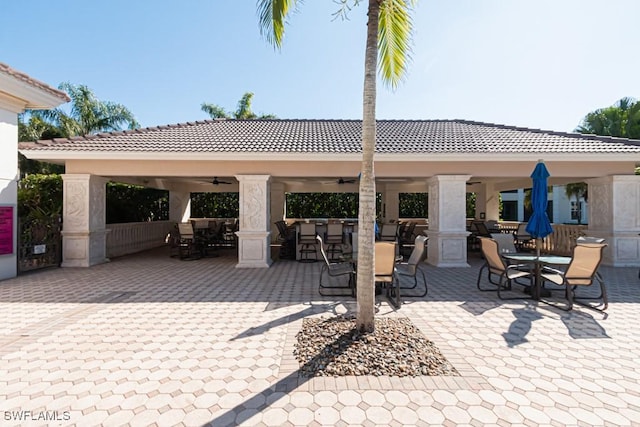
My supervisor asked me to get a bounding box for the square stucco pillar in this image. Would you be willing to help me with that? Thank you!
[169,191,191,223]
[61,174,108,267]
[270,182,285,243]
[475,182,500,221]
[425,175,471,267]
[587,175,640,266]
[383,188,399,221]
[236,175,272,268]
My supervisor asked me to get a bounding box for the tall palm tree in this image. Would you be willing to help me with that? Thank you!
[201,92,276,119]
[576,97,640,139]
[37,82,139,137]
[257,0,414,332]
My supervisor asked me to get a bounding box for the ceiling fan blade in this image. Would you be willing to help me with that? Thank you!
[212,177,232,185]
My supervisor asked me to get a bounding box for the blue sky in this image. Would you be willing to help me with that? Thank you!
[2,0,638,133]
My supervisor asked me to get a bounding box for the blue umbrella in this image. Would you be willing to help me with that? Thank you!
[526,161,553,255]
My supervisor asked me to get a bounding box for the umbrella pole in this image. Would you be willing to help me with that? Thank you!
[534,237,542,300]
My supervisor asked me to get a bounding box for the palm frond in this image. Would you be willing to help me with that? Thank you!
[378,0,415,89]
[201,103,228,119]
[257,0,299,49]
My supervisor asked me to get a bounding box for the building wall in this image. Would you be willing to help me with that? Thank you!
[499,185,588,224]
[0,109,18,280]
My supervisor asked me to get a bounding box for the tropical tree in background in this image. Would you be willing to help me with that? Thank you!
[571,97,640,223]
[258,0,415,332]
[564,182,587,224]
[19,82,140,175]
[576,96,640,139]
[201,92,276,119]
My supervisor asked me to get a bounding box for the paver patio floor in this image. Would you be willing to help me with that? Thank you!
[1,247,639,426]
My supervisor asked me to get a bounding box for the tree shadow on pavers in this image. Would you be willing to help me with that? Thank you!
[459,299,502,316]
[502,304,544,347]
[205,316,457,427]
[231,301,357,340]
[560,310,610,339]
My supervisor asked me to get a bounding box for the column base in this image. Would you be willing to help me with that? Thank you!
[425,230,470,267]
[235,231,273,268]
[61,230,108,267]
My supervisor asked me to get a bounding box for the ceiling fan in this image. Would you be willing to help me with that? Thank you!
[337,177,357,184]
[212,177,232,185]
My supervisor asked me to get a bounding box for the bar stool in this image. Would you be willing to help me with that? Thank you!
[298,222,318,262]
[325,222,344,261]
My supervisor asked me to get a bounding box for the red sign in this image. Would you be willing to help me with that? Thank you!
[0,206,14,255]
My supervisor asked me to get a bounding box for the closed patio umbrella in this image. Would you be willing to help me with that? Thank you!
[526,160,554,256]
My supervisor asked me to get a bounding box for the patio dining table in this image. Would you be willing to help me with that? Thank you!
[502,253,571,300]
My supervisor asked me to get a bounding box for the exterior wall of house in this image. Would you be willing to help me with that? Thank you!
[500,186,588,224]
[0,109,18,280]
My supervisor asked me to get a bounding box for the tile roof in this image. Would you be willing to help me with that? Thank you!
[0,62,70,102]
[18,118,640,154]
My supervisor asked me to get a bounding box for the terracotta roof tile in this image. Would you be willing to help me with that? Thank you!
[18,118,640,154]
[0,62,70,102]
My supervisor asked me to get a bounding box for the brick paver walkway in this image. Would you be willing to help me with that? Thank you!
[1,248,639,426]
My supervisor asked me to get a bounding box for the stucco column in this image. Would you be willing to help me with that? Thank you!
[61,174,108,267]
[169,191,191,223]
[587,175,640,266]
[270,182,285,243]
[475,182,500,221]
[383,188,399,221]
[425,175,471,267]
[236,174,272,268]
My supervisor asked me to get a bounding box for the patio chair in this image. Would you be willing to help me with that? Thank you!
[490,233,518,255]
[274,220,296,260]
[325,222,345,261]
[317,236,355,296]
[375,241,400,308]
[540,242,608,312]
[514,223,533,252]
[398,221,417,258]
[177,222,203,260]
[476,237,533,299]
[298,222,318,262]
[378,223,398,242]
[395,235,428,297]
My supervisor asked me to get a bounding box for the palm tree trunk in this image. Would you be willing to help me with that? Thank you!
[356,0,380,333]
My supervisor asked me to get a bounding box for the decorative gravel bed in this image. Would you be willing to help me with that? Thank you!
[294,316,459,377]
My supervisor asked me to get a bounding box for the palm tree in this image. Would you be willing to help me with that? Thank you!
[37,82,139,137]
[201,92,276,119]
[576,97,640,139]
[18,83,139,175]
[257,0,414,332]
[565,182,587,224]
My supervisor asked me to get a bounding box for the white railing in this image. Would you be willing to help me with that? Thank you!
[106,221,174,258]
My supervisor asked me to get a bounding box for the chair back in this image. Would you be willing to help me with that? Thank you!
[405,235,428,274]
[299,222,317,238]
[178,222,195,239]
[275,220,288,239]
[565,243,607,285]
[478,237,506,273]
[375,242,397,277]
[379,223,398,241]
[576,236,605,244]
[326,223,344,239]
[491,233,517,254]
[402,222,417,241]
[473,221,491,237]
[515,223,531,239]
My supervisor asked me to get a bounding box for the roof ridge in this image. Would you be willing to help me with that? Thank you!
[0,61,70,102]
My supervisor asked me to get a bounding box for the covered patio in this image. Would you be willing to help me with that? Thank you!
[0,247,639,425]
[19,119,640,269]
